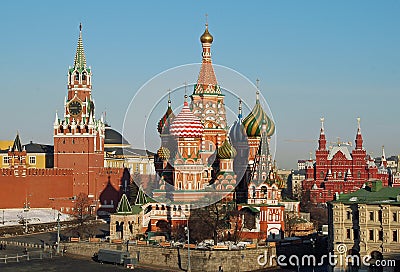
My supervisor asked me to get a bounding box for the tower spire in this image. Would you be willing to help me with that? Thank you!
[318,117,326,150]
[320,117,325,134]
[194,17,220,95]
[355,117,363,150]
[74,23,87,69]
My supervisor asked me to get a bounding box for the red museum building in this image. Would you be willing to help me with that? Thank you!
[302,118,389,203]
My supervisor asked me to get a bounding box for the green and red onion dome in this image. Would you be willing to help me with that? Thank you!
[242,97,275,137]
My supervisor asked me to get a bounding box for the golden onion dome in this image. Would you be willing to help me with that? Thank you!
[157,146,170,160]
[217,138,237,159]
[200,25,213,44]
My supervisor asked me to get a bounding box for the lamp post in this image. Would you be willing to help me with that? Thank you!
[184,214,191,272]
[56,212,60,254]
[23,200,30,233]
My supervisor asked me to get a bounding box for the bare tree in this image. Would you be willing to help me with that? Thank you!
[189,200,236,244]
[73,193,92,225]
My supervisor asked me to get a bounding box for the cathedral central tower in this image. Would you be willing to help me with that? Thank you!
[191,23,227,159]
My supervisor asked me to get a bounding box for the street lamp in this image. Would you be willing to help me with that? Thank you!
[23,201,30,233]
[56,212,60,254]
[184,214,191,272]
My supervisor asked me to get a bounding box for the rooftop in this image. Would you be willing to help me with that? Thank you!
[331,180,400,205]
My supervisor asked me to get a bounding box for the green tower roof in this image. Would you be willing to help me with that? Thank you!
[116,194,133,214]
[73,23,87,70]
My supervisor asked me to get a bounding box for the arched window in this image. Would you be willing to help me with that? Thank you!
[357,171,361,178]
[252,186,256,198]
[82,72,86,80]
[320,171,324,178]
[75,72,79,81]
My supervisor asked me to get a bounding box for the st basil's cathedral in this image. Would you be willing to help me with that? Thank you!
[142,23,297,239]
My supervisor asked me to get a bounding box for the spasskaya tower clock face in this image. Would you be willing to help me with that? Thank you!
[68,101,82,116]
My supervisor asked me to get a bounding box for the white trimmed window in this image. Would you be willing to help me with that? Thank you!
[3,156,10,165]
[29,156,36,165]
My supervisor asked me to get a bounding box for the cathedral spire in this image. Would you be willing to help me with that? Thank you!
[74,23,87,70]
[194,18,220,95]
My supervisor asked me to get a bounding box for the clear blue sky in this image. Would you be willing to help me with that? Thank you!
[0,1,399,169]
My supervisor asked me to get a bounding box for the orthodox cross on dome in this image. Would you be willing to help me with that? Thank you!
[183,82,187,96]
[309,151,313,160]
[205,13,208,26]
[238,99,242,119]
[256,78,260,90]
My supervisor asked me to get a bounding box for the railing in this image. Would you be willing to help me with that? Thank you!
[0,250,58,264]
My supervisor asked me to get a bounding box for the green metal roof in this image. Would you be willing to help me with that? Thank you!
[331,180,400,205]
[74,28,87,70]
[116,194,133,214]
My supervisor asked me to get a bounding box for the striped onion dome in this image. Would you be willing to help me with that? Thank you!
[170,96,204,138]
[242,92,275,137]
[157,98,175,134]
[217,138,237,159]
[229,100,248,144]
[157,146,170,160]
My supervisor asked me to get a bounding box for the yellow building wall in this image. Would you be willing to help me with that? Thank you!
[1,153,47,169]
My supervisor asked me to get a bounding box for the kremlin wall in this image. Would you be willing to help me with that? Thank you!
[0,25,128,213]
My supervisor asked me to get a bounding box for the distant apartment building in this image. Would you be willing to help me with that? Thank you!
[328,180,400,271]
[288,169,306,200]
[297,160,306,170]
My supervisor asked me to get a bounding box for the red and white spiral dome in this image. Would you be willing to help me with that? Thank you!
[170,97,204,138]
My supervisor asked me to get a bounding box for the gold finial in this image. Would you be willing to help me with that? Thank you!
[256,78,260,90]
[167,89,171,105]
[309,151,313,160]
[337,137,341,145]
[357,117,361,129]
[200,15,213,43]
[320,117,324,130]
